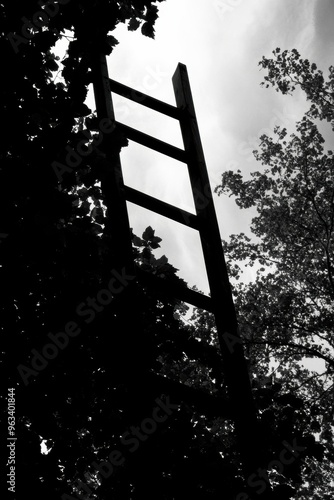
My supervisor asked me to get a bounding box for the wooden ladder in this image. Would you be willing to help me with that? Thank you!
[91,53,272,498]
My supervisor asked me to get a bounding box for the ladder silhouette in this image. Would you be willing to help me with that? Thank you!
[91,54,271,497]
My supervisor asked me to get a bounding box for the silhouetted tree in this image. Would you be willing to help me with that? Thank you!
[0,2,251,499]
[215,48,334,499]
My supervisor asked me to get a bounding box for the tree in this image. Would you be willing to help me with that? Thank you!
[1,2,268,499]
[214,48,334,499]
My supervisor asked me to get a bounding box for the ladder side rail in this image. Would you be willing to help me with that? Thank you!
[91,53,164,399]
[91,53,135,271]
[172,63,270,494]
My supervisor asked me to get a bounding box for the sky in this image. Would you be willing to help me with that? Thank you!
[53,0,334,294]
[79,0,333,295]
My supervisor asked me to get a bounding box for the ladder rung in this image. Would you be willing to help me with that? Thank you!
[115,121,187,163]
[124,185,199,230]
[136,267,214,312]
[109,78,180,120]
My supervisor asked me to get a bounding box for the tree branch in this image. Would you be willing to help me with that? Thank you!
[245,340,334,368]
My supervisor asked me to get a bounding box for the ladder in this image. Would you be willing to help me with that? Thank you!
[91,53,272,498]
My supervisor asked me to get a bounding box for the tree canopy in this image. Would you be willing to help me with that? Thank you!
[215,48,334,499]
[1,2,260,499]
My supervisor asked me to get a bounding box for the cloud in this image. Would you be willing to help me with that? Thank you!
[73,0,328,292]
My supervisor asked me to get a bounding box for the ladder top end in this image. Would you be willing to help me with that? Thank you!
[172,63,187,86]
[176,62,187,71]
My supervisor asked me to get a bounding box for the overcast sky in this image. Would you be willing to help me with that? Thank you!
[81,0,334,294]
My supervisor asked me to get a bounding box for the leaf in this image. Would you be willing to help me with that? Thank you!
[106,35,119,48]
[142,226,155,241]
[132,235,144,247]
[81,200,91,213]
[142,247,151,260]
[91,207,104,225]
[45,59,59,72]
[85,116,100,130]
[141,21,155,38]
[128,18,141,31]
[149,236,162,249]
[155,255,168,266]
[74,103,91,117]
